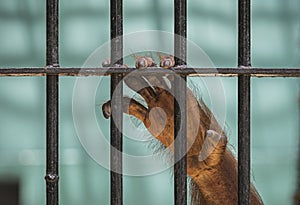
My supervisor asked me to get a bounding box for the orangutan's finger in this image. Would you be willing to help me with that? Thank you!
[124,75,157,103]
[198,130,227,168]
[141,73,173,92]
[102,97,148,124]
[124,72,174,104]
[102,101,112,119]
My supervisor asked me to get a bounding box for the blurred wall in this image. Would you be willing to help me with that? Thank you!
[0,0,299,204]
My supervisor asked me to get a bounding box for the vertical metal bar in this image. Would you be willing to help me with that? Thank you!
[110,0,123,205]
[174,0,187,65]
[174,0,187,205]
[238,0,251,67]
[238,75,250,205]
[238,0,251,204]
[45,0,59,205]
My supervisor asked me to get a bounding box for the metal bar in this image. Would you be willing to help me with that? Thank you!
[0,67,299,77]
[174,0,187,65]
[110,73,123,205]
[238,0,251,204]
[46,0,59,66]
[173,76,187,205]
[174,0,187,204]
[0,67,298,76]
[238,75,251,205]
[110,0,123,204]
[45,74,59,205]
[238,0,251,67]
[45,0,59,205]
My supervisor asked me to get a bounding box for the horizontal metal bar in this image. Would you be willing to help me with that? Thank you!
[0,67,299,77]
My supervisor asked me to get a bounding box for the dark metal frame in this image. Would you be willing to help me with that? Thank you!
[45,0,59,205]
[0,0,299,205]
[174,0,187,204]
[0,67,299,77]
[238,0,251,204]
[110,0,123,204]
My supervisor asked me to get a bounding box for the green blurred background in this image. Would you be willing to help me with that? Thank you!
[0,0,299,204]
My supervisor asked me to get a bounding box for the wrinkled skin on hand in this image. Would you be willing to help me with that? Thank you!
[102,69,264,205]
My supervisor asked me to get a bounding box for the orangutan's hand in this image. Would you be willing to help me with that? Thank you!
[102,69,226,166]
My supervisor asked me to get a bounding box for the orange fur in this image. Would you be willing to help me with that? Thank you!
[102,73,264,205]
